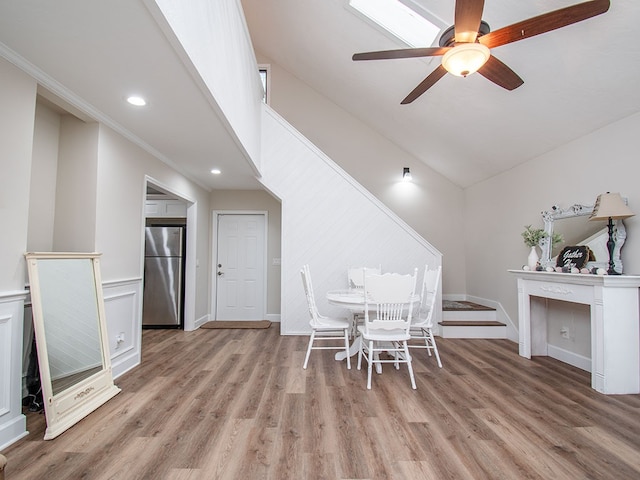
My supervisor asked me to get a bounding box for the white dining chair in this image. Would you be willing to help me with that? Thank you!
[347,265,381,336]
[301,265,351,370]
[357,268,419,389]
[408,265,442,368]
[347,265,381,289]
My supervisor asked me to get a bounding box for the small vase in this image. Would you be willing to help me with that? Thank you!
[527,246,539,270]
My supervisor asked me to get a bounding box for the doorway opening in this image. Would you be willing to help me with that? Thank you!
[143,177,197,331]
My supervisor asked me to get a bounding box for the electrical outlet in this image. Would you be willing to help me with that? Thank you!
[116,332,125,348]
[560,327,569,339]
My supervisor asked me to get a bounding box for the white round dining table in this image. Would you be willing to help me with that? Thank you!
[326,289,419,312]
[326,289,367,310]
[326,289,419,367]
[326,289,367,361]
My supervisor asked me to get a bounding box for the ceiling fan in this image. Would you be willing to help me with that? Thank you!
[352,0,610,104]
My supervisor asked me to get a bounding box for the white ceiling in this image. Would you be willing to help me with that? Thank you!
[1,1,639,190]
[242,0,640,187]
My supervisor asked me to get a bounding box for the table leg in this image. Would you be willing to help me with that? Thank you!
[335,335,361,360]
[335,336,383,374]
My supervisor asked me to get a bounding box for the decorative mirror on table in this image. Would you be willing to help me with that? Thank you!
[25,252,121,440]
[539,203,627,272]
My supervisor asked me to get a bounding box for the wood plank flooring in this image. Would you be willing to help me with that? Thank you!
[3,326,640,479]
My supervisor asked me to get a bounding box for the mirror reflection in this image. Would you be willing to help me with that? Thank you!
[37,258,104,395]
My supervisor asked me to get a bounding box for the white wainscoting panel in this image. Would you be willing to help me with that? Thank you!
[103,278,142,378]
[0,313,12,417]
[0,291,28,450]
[260,107,442,334]
[22,303,33,397]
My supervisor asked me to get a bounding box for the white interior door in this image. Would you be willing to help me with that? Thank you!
[215,214,266,320]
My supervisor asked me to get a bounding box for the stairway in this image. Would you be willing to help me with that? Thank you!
[439,300,506,339]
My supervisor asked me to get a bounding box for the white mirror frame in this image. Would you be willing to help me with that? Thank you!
[25,252,121,440]
[540,203,627,272]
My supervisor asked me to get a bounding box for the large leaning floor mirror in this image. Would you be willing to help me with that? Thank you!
[25,252,121,440]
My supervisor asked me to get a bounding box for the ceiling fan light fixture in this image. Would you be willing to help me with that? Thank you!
[441,43,490,77]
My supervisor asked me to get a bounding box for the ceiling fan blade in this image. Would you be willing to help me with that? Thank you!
[479,0,610,49]
[454,0,485,43]
[401,65,448,104]
[477,55,524,91]
[353,47,450,61]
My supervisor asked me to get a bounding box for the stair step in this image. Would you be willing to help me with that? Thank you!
[439,301,505,339]
[442,300,497,322]
[439,320,505,327]
[442,300,495,312]
[438,319,507,339]
[443,310,496,321]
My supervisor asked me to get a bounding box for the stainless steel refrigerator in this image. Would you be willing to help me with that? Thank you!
[142,226,185,328]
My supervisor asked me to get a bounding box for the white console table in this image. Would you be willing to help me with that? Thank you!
[509,270,640,394]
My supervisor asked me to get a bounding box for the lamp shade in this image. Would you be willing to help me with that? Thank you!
[441,43,490,77]
[589,192,635,221]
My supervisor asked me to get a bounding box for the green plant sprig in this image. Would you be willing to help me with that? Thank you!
[521,225,547,248]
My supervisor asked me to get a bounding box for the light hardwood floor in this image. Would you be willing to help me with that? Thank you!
[3,326,640,479]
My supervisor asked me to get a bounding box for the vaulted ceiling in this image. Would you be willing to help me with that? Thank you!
[242,0,640,187]
[1,1,639,190]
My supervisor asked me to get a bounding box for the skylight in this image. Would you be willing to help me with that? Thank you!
[349,0,440,47]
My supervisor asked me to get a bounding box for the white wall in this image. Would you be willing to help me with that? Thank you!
[257,54,466,295]
[465,111,640,338]
[0,56,35,450]
[54,117,99,252]
[260,107,442,334]
[95,124,212,317]
[0,59,36,292]
[27,103,60,252]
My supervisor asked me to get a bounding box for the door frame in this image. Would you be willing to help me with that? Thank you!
[143,176,197,331]
[211,210,268,321]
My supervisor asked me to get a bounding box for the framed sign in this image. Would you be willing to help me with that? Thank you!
[556,246,592,269]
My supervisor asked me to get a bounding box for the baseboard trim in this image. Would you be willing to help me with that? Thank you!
[193,314,210,330]
[112,349,140,379]
[547,344,591,372]
[0,414,28,451]
[265,313,280,323]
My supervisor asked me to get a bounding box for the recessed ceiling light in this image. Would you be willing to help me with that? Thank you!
[210,168,221,175]
[126,95,147,106]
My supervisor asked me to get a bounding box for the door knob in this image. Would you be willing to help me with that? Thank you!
[217,271,224,276]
